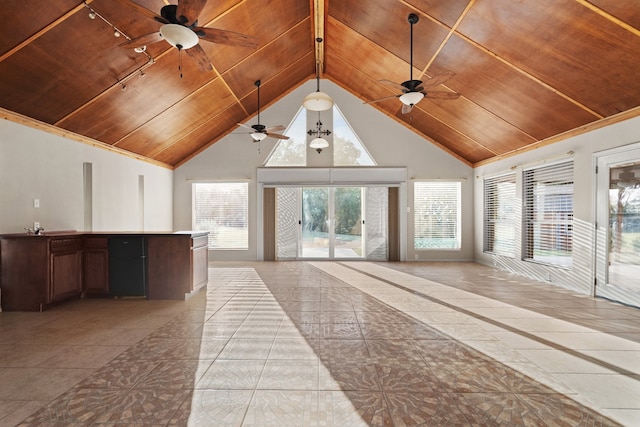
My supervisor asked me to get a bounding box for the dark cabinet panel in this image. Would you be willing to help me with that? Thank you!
[83,237,109,296]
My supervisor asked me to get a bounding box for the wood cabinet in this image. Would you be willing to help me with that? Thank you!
[83,237,109,296]
[146,234,209,300]
[0,231,209,311]
[0,235,83,311]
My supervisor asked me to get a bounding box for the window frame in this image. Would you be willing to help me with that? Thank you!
[413,180,462,251]
[192,181,249,250]
[483,172,517,257]
[522,160,574,268]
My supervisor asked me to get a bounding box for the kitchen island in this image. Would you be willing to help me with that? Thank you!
[0,231,209,311]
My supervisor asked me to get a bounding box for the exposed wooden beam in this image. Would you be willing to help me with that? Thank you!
[312,0,326,73]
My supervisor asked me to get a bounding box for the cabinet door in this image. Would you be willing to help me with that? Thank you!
[191,243,208,291]
[50,238,83,302]
[83,237,109,295]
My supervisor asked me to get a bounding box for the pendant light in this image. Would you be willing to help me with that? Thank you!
[308,111,331,153]
[302,38,334,111]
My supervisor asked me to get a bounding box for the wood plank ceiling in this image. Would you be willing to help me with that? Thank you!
[1,0,639,168]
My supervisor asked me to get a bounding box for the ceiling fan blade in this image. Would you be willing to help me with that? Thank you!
[265,125,286,133]
[421,70,455,90]
[120,31,164,48]
[401,103,414,114]
[176,0,207,26]
[379,79,408,93]
[185,44,213,72]
[364,94,401,104]
[194,27,258,49]
[423,91,460,100]
[237,123,253,130]
[266,133,290,140]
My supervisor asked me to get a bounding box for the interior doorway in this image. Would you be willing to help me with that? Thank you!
[275,186,388,260]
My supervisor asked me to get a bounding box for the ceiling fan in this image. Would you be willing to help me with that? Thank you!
[120,0,258,73]
[237,80,290,142]
[366,13,460,114]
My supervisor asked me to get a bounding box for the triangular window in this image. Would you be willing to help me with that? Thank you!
[265,107,307,167]
[333,105,376,166]
[265,104,376,167]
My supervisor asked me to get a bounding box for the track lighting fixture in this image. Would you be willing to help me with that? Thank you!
[82,0,154,92]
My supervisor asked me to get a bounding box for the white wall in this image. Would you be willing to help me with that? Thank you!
[0,119,173,234]
[473,115,640,295]
[174,80,474,261]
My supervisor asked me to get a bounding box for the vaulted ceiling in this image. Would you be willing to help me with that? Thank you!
[1,0,639,169]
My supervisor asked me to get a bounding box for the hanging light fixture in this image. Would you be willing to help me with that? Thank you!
[251,131,268,142]
[307,112,331,153]
[302,38,334,111]
[399,91,424,106]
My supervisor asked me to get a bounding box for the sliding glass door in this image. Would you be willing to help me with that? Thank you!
[276,186,387,260]
[302,187,330,258]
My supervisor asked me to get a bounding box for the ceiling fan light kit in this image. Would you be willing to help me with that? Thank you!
[120,0,258,74]
[236,80,290,143]
[160,24,199,50]
[399,91,424,106]
[365,13,459,113]
[251,131,268,141]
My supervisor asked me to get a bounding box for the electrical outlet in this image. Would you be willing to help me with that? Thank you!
[34,222,40,230]
[34,198,40,208]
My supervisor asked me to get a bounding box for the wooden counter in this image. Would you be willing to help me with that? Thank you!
[0,231,209,311]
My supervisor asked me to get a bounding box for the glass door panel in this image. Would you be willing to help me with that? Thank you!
[365,187,389,260]
[607,163,640,291]
[301,187,329,258]
[595,145,640,308]
[334,187,363,258]
[276,188,298,259]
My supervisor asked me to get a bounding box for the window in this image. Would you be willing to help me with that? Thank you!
[523,161,574,267]
[193,182,248,249]
[265,107,306,166]
[332,105,376,166]
[414,181,461,250]
[484,173,516,256]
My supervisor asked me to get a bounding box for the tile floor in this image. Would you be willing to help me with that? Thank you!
[0,261,639,426]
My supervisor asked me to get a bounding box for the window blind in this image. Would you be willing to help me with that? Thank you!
[483,173,516,256]
[414,181,461,250]
[523,161,574,267]
[193,182,248,249]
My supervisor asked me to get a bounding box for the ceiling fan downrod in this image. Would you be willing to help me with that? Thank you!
[408,13,418,83]
[255,80,261,125]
